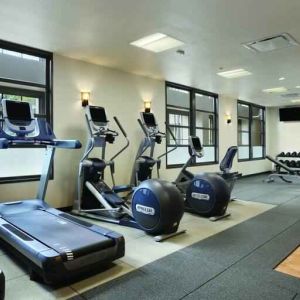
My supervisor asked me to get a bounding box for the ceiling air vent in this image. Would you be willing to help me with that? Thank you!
[243,33,299,52]
[281,93,300,99]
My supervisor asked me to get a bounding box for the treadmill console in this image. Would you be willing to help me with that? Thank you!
[141,112,159,136]
[2,99,36,136]
[189,136,204,158]
[142,112,157,128]
[87,106,109,133]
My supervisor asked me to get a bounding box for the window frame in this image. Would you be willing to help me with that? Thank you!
[166,81,219,169]
[237,100,266,162]
[0,40,53,184]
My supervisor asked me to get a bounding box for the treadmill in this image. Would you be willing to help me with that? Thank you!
[0,100,125,284]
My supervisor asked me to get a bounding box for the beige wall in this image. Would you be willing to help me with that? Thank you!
[0,54,273,207]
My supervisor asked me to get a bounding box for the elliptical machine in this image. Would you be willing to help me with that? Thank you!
[132,111,232,221]
[73,105,185,242]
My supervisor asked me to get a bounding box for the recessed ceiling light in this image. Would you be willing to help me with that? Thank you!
[279,77,285,81]
[296,86,300,89]
[262,87,287,93]
[217,69,252,79]
[291,99,300,103]
[130,33,184,53]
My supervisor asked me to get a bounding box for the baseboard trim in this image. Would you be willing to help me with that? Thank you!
[241,171,271,179]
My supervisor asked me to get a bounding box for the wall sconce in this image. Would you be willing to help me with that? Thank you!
[81,91,90,107]
[225,114,232,124]
[144,100,152,113]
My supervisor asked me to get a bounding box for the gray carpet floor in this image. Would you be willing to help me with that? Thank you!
[74,174,300,300]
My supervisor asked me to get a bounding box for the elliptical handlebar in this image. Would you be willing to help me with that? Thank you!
[109,117,130,162]
[156,122,178,160]
[114,116,127,138]
[138,118,149,137]
[165,123,178,148]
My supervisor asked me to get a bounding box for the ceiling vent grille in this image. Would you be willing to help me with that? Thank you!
[243,33,299,52]
[281,93,300,98]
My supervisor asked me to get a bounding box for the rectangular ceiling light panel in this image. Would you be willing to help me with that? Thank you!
[130,33,184,53]
[262,87,287,93]
[243,33,299,52]
[217,69,252,79]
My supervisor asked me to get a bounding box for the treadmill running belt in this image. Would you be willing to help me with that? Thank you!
[4,210,114,258]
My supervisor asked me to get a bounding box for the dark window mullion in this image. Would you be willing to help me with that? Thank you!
[190,91,196,136]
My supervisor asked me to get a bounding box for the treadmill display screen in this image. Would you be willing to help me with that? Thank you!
[90,106,108,123]
[192,137,202,151]
[143,113,156,127]
[5,100,32,122]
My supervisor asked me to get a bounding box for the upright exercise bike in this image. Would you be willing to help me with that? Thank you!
[73,105,185,241]
[175,136,240,200]
[132,111,233,221]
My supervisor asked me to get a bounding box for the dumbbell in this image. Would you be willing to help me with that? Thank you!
[285,160,291,167]
[298,152,300,157]
[296,161,300,168]
[286,152,292,157]
[291,152,298,157]
[278,152,286,157]
[290,160,296,168]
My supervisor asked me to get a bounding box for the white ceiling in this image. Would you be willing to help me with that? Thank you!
[1,0,300,107]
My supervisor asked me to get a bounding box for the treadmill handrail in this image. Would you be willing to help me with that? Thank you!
[0,138,81,149]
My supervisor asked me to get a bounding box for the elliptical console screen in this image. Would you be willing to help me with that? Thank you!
[5,100,32,122]
[192,137,202,151]
[90,106,108,123]
[143,113,156,127]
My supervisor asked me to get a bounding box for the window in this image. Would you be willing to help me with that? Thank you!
[0,40,53,183]
[166,82,218,168]
[237,101,265,161]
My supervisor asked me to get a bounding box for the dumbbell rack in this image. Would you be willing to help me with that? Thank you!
[276,153,300,173]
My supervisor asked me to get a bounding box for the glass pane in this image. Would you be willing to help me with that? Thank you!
[196,129,215,145]
[238,118,249,131]
[167,146,189,165]
[238,103,249,118]
[168,109,189,126]
[2,94,21,101]
[238,146,250,160]
[195,94,214,112]
[22,96,40,114]
[0,49,46,85]
[252,118,263,134]
[0,148,44,177]
[252,107,264,119]
[167,86,190,109]
[196,146,215,163]
[196,111,215,128]
[252,146,263,158]
[238,132,249,145]
[251,132,263,146]
[168,126,189,145]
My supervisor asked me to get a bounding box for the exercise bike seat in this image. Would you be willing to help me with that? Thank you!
[220,146,238,174]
